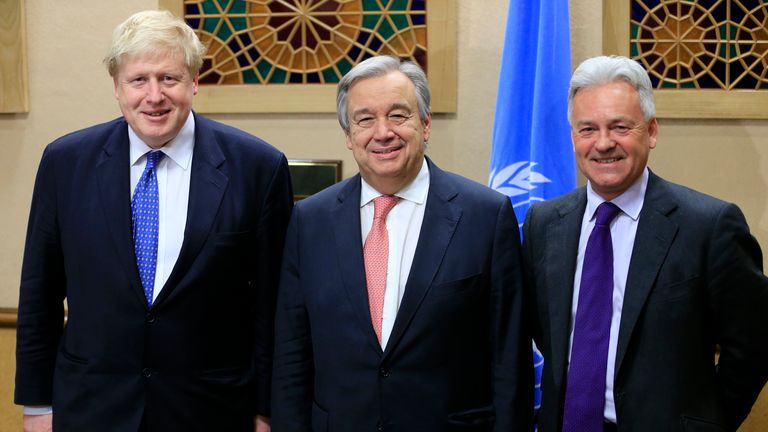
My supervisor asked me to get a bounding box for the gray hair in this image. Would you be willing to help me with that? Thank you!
[336,55,431,133]
[568,55,656,123]
[104,10,206,77]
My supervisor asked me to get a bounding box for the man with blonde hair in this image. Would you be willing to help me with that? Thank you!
[15,10,292,431]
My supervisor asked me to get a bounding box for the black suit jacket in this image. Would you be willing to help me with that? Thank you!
[15,114,293,432]
[271,159,533,432]
[523,171,768,432]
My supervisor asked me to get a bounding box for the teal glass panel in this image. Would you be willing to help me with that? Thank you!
[257,60,272,80]
[390,0,409,11]
[391,14,409,31]
[363,15,380,30]
[243,69,259,83]
[378,18,395,40]
[203,18,220,35]
[362,0,381,12]
[230,17,247,31]
[202,0,219,14]
[322,67,339,83]
[270,67,287,83]
[337,58,353,75]
[217,21,233,41]
[230,0,247,14]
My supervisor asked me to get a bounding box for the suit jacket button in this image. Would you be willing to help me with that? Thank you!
[376,421,384,431]
[379,368,390,378]
[145,313,156,323]
[141,368,152,378]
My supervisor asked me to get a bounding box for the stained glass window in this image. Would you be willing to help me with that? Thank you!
[181,0,428,85]
[630,0,768,90]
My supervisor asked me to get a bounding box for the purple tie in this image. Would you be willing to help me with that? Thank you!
[563,201,621,432]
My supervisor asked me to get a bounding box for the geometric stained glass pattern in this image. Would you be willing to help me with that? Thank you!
[631,0,768,90]
[183,0,427,85]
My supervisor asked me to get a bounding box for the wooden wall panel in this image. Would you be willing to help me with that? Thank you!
[0,0,29,113]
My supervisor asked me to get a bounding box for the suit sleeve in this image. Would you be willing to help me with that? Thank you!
[271,205,314,431]
[491,198,534,431]
[252,154,294,417]
[15,145,67,406]
[708,203,768,430]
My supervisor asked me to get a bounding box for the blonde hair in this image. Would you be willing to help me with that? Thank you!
[104,10,206,77]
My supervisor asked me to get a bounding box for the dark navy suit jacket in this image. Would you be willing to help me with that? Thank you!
[523,171,768,432]
[15,113,293,431]
[271,158,533,432]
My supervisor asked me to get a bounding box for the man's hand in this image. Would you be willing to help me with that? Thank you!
[23,414,52,432]
[255,414,271,432]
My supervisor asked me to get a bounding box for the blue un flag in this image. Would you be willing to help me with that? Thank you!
[488,0,575,419]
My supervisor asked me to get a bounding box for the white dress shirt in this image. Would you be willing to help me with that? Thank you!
[360,158,430,349]
[129,115,194,301]
[569,167,649,423]
[24,115,196,416]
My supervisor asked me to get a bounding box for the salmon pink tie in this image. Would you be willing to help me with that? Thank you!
[364,195,400,344]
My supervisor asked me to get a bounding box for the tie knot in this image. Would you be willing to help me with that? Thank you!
[145,151,165,170]
[373,195,400,220]
[594,201,620,226]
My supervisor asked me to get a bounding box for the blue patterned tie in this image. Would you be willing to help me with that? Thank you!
[563,201,621,432]
[132,151,165,306]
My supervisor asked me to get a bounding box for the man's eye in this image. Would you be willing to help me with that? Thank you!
[355,117,375,128]
[579,127,595,135]
[388,114,409,124]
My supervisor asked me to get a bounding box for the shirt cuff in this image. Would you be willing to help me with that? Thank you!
[23,406,53,415]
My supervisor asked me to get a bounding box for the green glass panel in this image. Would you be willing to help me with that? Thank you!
[230,17,247,31]
[719,24,727,40]
[337,58,353,75]
[203,18,220,35]
[391,14,409,31]
[257,60,272,80]
[681,81,695,88]
[270,67,287,83]
[217,0,232,11]
[202,0,219,14]
[363,15,380,30]
[719,43,727,58]
[362,0,381,11]
[230,0,247,14]
[322,67,339,83]
[217,21,233,41]
[390,0,409,11]
[243,69,259,83]
[661,80,676,88]
[729,44,737,58]
[631,23,639,39]
[378,18,395,39]
[761,81,768,89]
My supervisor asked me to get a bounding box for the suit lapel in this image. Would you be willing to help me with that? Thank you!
[331,177,383,355]
[614,172,678,376]
[544,190,586,393]
[154,115,228,306]
[383,161,461,359]
[96,120,147,306]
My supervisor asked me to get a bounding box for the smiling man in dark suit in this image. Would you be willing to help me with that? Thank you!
[523,55,768,432]
[271,55,532,432]
[15,10,292,432]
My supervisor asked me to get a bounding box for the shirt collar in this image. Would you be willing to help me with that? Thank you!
[129,113,195,169]
[586,167,648,222]
[360,157,430,207]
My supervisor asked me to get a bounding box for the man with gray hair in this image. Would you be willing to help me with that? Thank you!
[271,55,532,431]
[15,10,292,431]
[523,55,768,431]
